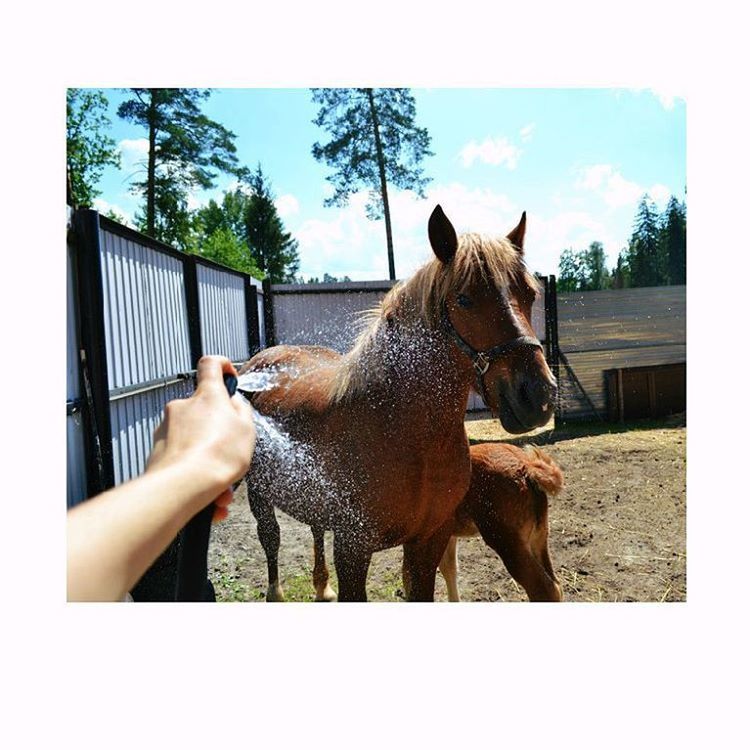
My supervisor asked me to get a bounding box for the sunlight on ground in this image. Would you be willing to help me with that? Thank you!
[464,410,555,443]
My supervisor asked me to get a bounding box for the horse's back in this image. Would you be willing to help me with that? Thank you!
[240,344,343,416]
[469,442,563,496]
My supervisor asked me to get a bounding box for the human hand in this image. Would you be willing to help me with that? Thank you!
[147,356,256,519]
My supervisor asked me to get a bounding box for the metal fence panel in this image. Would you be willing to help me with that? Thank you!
[197,264,249,361]
[67,411,88,507]
[273,289,389,352]
[100,228,192,388]
[110,379,195,485]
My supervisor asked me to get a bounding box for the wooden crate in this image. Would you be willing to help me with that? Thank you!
[605,362,686,422]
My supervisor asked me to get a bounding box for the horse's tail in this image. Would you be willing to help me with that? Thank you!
[522,447,564,497]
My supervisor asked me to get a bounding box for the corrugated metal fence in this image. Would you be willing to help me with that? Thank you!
[66,210,265,508]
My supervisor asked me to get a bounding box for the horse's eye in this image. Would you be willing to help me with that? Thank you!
[456,293,472,309]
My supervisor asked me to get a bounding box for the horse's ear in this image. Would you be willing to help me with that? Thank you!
[428,205,458,264]
[506,211,527,254]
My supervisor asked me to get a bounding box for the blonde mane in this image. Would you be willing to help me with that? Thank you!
[329,233,539,403]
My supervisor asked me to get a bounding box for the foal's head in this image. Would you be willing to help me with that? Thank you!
[426,205,557,433]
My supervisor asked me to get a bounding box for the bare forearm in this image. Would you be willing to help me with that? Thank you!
[66,464,221,602]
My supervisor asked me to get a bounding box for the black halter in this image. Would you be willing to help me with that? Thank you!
[441,305,543,405]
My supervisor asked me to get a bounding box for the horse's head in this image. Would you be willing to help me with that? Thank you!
[428,205,557,434]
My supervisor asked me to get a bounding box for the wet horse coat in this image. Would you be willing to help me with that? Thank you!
[241,206,557,601]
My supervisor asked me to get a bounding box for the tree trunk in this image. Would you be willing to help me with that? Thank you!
[365,88,396,280]
[146,89,158,237]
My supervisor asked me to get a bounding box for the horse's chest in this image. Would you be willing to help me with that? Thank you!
[368,445,471,546]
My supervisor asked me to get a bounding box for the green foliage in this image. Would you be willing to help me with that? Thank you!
[311,88,432,279]
[626,195,665,287]
[557,242,612,292]
[311,88,433,217]
[557,248,585,292]
[134,178,193,249]
[243,166,300,283]
[66,89,120,207]
[117,88,245,246]
[189,168,299,281]
[557,192,687,291]
[198,227,263,277]
[660,196,686,285]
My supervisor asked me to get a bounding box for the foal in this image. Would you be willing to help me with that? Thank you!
[435,442,563,602]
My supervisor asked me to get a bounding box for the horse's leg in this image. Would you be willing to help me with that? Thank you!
[528,504,563,602]
[246,479,285,602]
[403,523,454,602]
[311,525,337,602]
[475,520,562,602]
[438,536,461,602]
[332,534,371,602]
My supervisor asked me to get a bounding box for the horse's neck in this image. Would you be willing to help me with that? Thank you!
[355,317,473,433]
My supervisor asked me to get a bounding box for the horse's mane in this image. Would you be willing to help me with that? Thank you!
[329,232,539,403]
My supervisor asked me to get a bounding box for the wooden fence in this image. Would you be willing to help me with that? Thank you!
[554,285,686,420]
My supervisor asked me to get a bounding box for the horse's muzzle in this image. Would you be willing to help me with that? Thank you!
[497,374,557,434]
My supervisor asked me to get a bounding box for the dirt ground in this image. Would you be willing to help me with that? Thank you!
[208,413,686,603]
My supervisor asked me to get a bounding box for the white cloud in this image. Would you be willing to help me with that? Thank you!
[459,136,521,169]
[292,184,522,281]
[92,198,136,227]
[576,164,672,209]
[275,193,300,218]
[520,123,536,143]
[530,210,622,273]
[117,138,149,175]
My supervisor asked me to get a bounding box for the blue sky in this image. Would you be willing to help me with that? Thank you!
[94,88,685,281]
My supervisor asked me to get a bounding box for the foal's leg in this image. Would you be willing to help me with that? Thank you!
[476,521,562,602]
[529,509,563,602]
[438,536,461,602]
[311,525,337,602]
[332,534,371,602]
[403,523,454,602]
[246,480,284,602]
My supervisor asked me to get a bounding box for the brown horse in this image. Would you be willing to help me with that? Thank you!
[240,205,557,601]
[434,443,563,602]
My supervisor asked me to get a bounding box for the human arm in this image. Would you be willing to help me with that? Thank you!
[67,356,256,602]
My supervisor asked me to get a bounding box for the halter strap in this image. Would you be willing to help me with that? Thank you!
[441,306,543,403]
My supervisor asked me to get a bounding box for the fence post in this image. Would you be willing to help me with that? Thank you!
[183,255,203,368]
[546,274,562,421]
[262,277,275,347]
[245,278,261,355]
[72,208,115,496]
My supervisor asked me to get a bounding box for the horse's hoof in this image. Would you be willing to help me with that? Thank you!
[315,585,338,602]
[266,585,285,602]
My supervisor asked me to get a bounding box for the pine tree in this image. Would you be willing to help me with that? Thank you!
[244,166,300,283]
[660,195,687,285]
[66,89,120,207]
[189,189,261,278]
[612,251,630,289]
[583,241,611,290]
[558,248,585,292]
[628,195,664,287]
[117,88,245,247]
[311,88,433,280]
